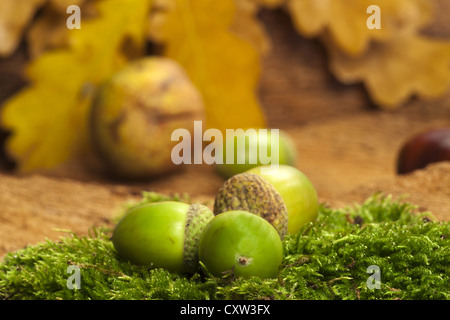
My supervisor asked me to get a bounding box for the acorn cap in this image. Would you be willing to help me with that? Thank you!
[213,173,288,239]
[183,203,214,273]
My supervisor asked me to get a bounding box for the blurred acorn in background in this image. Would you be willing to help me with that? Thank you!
[214,129,298,179]
[89,57,205,180]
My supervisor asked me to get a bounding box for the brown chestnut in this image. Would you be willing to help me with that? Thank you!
[397,128,450,174]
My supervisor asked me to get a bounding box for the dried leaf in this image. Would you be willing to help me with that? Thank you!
[26,5,70,58]
[148,0,266,133]
[0,0,152,173]
[230,0,271,55]
[286,0,433,56]
[327,34,450,108]
[251,0,284,8]
[230,0,286,55]
[47,0,86,12]
[0,0,47,57]
[26,0,97,58]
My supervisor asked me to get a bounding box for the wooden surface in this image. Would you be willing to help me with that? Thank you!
[1,4,450,258]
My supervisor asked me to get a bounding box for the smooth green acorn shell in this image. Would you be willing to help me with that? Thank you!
[198,210,283,279]
[247,165,319,234]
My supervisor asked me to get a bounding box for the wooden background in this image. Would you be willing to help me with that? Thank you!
[0,3,449,258]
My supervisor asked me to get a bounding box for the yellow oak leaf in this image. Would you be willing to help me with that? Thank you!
[286,0,433,56]
[327,34,450,108]
[0,0,152,173]
[148,0,266,133]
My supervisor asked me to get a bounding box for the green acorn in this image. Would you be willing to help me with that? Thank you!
[214,165,319,236]
[213,172,288,239]
[247,165,319,234]
[214,129,297,179]
[198,210,284,279]
[112,201,213,274]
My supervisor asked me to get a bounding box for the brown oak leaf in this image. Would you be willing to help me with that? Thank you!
[0,0,46,57]
[286,0,433,56]
[327,34,450,108]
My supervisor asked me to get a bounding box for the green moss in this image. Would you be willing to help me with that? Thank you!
[0,193,448,300]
